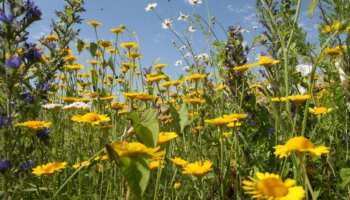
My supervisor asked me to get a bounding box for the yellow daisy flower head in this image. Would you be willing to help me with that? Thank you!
[271,97,288,102]
[87,60,101,66]
[32,162,67,176]
[153,63,168,70]
[321,22,340,34]
[16,120,51,130]
[98,40,112,48]
[158,132,178,145]
[63,55,78,63]
[120,42,138,49]
[72,161,91,169]
[71,112,111,125]
[233,63,258,71]
[182,160,213,178]
[308,107,332,115]
[107,102,126,110]
[126,51,143,59]
[110,27,124,34]
[185,73,206,81]
[146,74,167,83]
[173,182,182,190]
[106,141,165,159]
[287,94,310,102]
[99,95,116,102]
[134,93,158,101]
[150,158,165,170]
[323,46,345,56]
[44,34,59,42]
[257,56,280,66]
[107,48,118,54]
[170,157,188,167]
[183,98,206,105]
[273,136,330,158]
[60,96,79,103]
[87,20,102,27]
[242,172,305,200]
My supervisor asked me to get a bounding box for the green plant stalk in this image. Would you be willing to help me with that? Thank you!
[301,31,339,136]
[218,126,225,199]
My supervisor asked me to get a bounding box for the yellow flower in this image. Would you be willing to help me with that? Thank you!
[134,93,158,101]
[308,107,332,115]
[233,63,258,71]
[107,141,165,158]
[185,73,206,81]
[215,84,227,91]
[227,121,242,128]
[94,155,108,161]
[87,60,101,66]
[287,94,310,102]
[44,34,59,42]
[110,27,124,34]
[160,80,183,88]
[127,52,143,59]
[71,112,110,125]
[32,162,67,176]
[98,40,112,48]
[63,55,78,63]
[242,172,305,200]
[99,96,116,102]
[273,136,330,158]
[271,97,288,102]
[321,22,340,34]
[170,157,188,167]
[323,46,344,56]
[65,64,84,71]
[150,159,165,170]
[173,182,182,190]
[107,102,126,110]
[120,42,138,49]
[16,121,51,130]
[72,161,91,169]
[183,98,206,105]
[153,64,168,70]
[182,160,213,178]
[146,74,167,82]
[257,56,280,65]
[60,96,79,102]
[107,48,118,54]
[87,20,102,27]
[158,132,178,145]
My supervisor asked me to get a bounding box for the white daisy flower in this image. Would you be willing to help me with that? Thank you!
[295,64,312,77]
[188,0,202,6]
[145,3,157,12]
[175,60,183,66]
[252,25,258,30]
[179,45,187,50]
[42,103,63,110]
[178,12,189,21]
[62,102,90,110]
[188,25,195,32]
[161,18,173,29]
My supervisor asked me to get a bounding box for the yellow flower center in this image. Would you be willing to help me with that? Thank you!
[83,113,101,122]
[285,136,314,151]
[257,178,288,197]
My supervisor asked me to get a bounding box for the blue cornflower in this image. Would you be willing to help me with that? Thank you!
[27,47,42,61]
[19,92,34,104]
[0,12,15,23]
[0,160,11,173]
[26,0,42,19]
[6,57,22,69]
[19,160,35,171]
[37,128,50,140]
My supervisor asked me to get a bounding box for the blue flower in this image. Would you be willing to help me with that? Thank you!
[41,83,51,91]
[27,47,42,61]
[0,12,15,23]
[6,57,22,69]
[37,128,50,140]
[26,0,42,19]
[0,160,11,173]
[19,160,35,171]
[19,92,34,104]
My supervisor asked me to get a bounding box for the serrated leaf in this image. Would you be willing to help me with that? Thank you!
[340,168,350,188]
[122,156,150,197]
[308,0,317,17]
[128,109,159,147]
[76,39,85,54]
[89,42,98,57]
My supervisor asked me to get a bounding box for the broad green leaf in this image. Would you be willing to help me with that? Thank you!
[107,57,116,75]
[76,39,85,54]
[122,156,150,197]
[89,42,98,57]
[169,103,189,134]
[128,109,159,147]
[340,168,350,188]
[308,0,317,17]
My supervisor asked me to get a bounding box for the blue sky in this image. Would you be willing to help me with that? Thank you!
[28,0,320,77]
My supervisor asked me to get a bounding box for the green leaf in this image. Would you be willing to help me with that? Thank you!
[169,103,189,134]
[128,109,159,147]
[107,57,116,75]
[212,41,224,48]
[340,168,350,188]
[76,39,85,54]
[89,42,98,57]
[122,156,150,197]
[65,9,73,19]
[346,34,350,58]
[252,35,265,46]
[308,0,317,17]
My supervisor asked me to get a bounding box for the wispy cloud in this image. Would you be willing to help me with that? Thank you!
[227,4,253,13]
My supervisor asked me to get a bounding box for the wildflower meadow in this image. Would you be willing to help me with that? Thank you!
[1,0,350,199]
